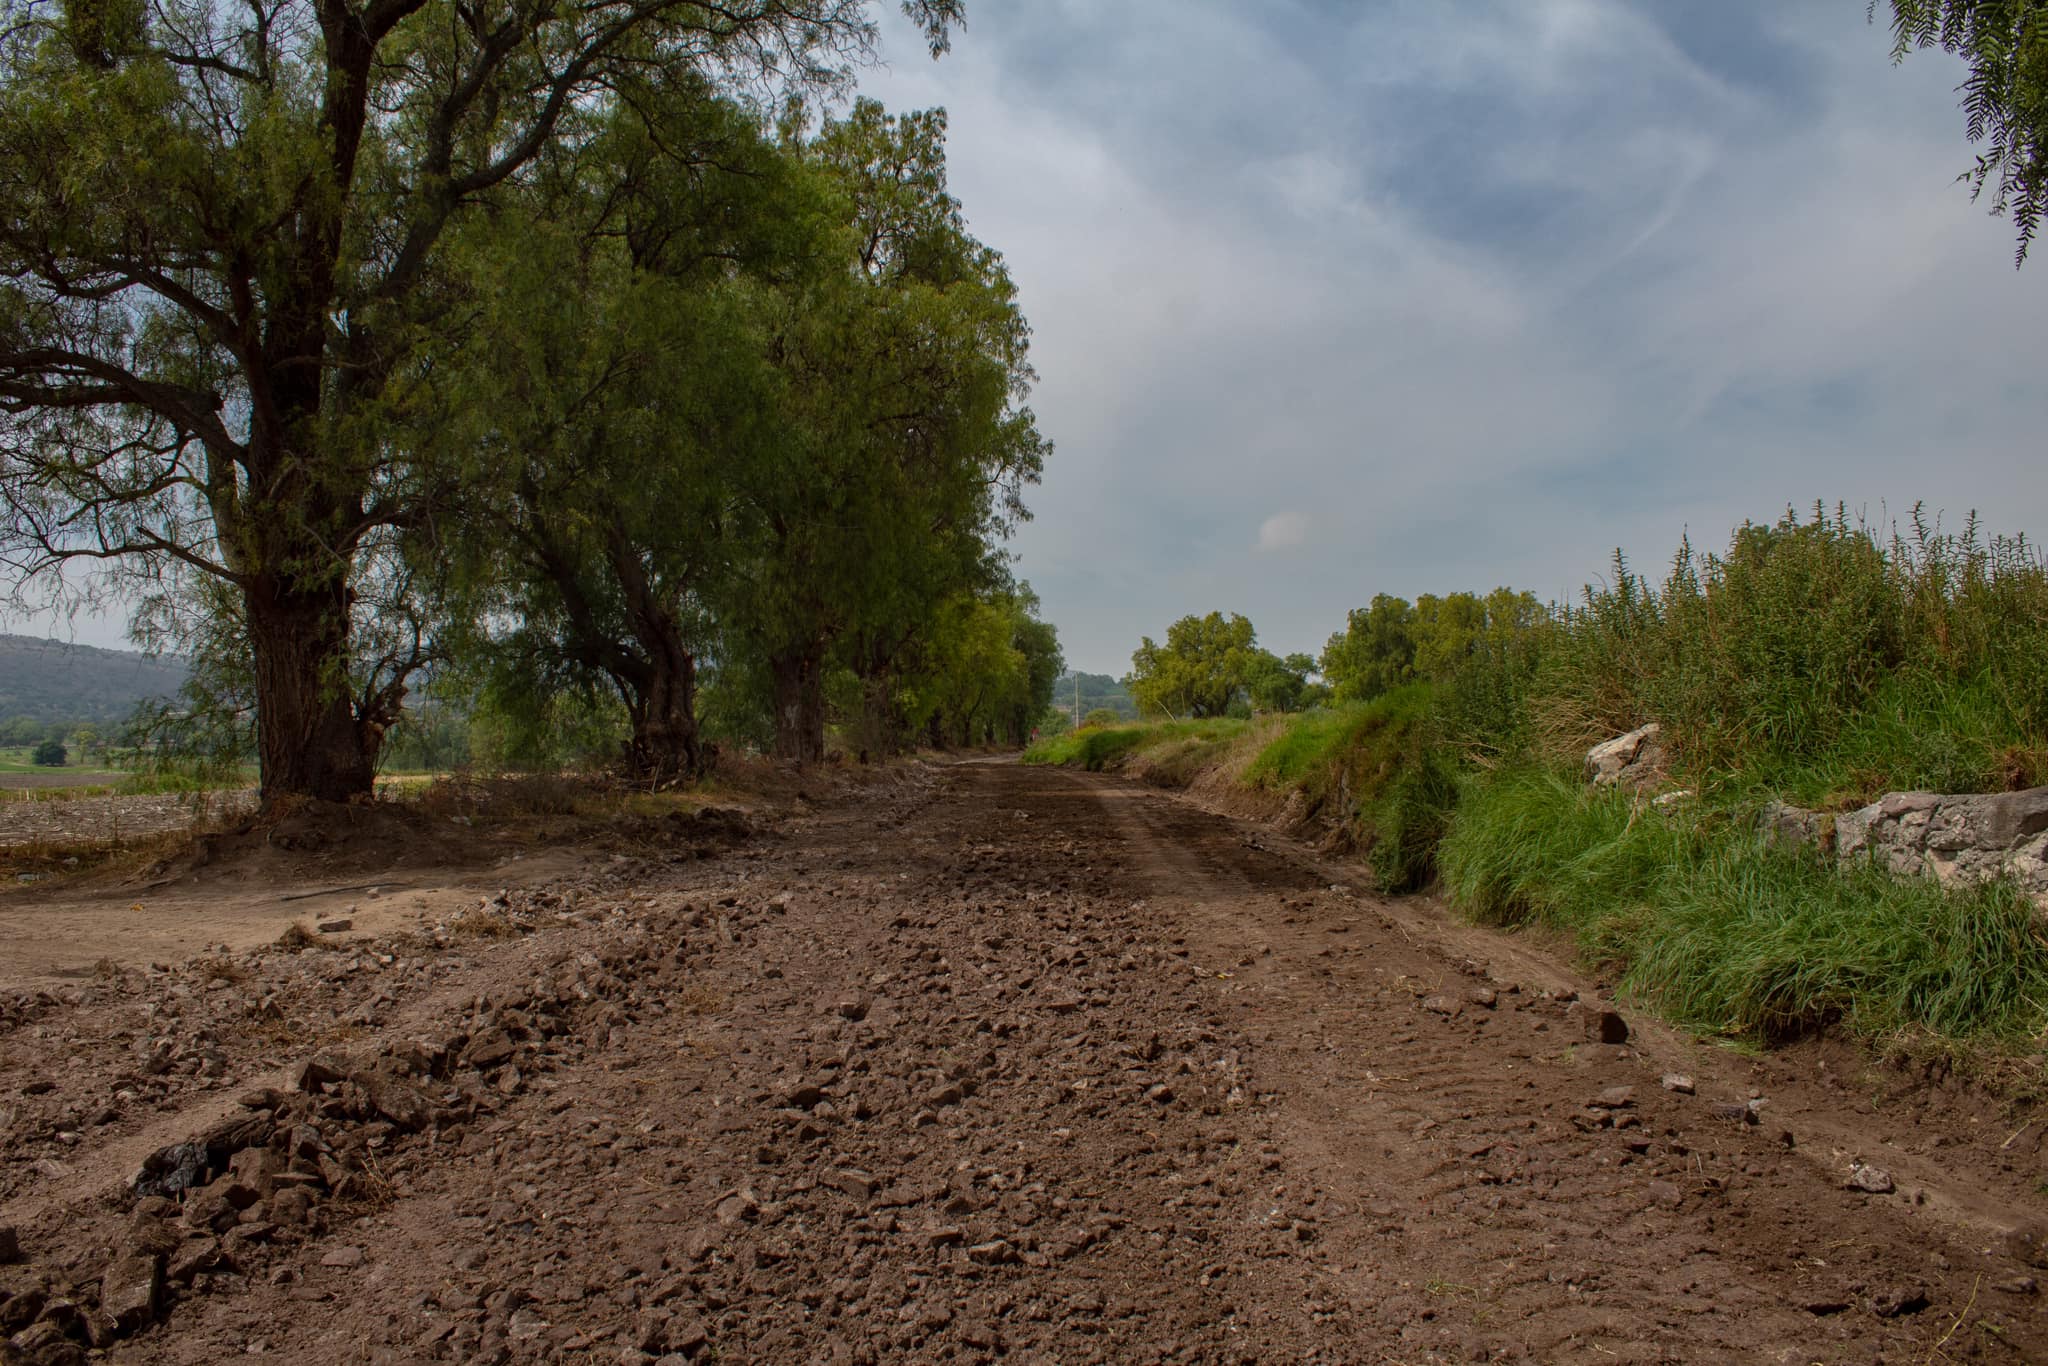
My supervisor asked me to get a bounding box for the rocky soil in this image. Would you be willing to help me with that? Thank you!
[0,760,2042,1364]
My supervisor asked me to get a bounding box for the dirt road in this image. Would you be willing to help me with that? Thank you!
[0,761,2042,1364]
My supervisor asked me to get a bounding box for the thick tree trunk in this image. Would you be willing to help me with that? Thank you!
[246,580,378,807]
[622,629,702,782]
[770,645,826,763]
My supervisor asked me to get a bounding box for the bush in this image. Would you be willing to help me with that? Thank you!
[1081,707,1121,728]
[1541,506,2048,800]
[30,739,66,766]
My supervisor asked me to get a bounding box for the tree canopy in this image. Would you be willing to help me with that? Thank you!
[1886,0,2048,264]
[0,0,969,804]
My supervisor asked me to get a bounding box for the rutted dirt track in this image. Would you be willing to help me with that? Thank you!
[1,761,2045,1364]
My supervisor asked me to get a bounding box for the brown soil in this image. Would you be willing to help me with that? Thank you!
[0,760,2042,1364]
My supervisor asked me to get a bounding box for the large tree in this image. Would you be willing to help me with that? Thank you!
[0,0,958,806]
[1886,0,2048,264]
[728,100,1045,762]
[1127,611,1257,720]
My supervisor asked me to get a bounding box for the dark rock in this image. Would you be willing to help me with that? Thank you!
[166,1239,223,1284]
[462,1030,517,1071]
[100,1252,163,1333]
[0,1288,47,1333]
[289,1058,349,1094]
[1868,1284,1928,1318]
[315,918,353,934]
[0,1228,16,1265]
[1709,1102,1758,1126]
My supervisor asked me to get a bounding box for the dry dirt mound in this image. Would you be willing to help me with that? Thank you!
[0,761,2039,1364]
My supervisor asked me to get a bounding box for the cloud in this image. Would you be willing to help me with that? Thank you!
[864,1,2046,675]
[1257,512,1309,553]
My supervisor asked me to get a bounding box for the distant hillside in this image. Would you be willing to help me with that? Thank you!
[0,634,189,726]
[1053,671,1137,722]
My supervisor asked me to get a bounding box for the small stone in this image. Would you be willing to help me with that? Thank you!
[1647,1181,1682,1209]
[320,1245,366,1268]
[1709,1102,1759,1126]
[1846,1163,1895,1194]
[967,1239,1015,1265]
[1660,1073,1695,1095]
[830,998,868,1022]
[316,918,353,934]
[1420,995,1460,1017]
[828,1170,875,1201]
[1992,1276,2037,1296]
[1590,1086,1635,1110]
[2003,1224,2048,1269]
[1145,1084,1174,1104]
[1466,987,1498,1009]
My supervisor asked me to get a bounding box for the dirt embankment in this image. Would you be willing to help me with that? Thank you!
[0,762,2040,1364]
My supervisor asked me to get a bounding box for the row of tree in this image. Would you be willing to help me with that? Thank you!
[1,0,1062,805]
[1122,590,1546,721]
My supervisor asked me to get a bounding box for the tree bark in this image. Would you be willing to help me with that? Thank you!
[621,623,703,782]
[770,644,827,763]
[246,580,379,806]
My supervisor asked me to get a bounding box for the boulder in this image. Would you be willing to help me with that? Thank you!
[1585,724,1664,788]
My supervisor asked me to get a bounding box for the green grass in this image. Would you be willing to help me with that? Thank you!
[1439,765,2048,1048]
[1021,718,1247,771]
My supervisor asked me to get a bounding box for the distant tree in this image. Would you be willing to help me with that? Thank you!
[1244,651,1324,713]
[0,717,44,747]
[31,738,65,766]
[1321,595,1417,702]
[1884,0,2048,264]
[1081,707,1122,728]
[1127,612,1258,719]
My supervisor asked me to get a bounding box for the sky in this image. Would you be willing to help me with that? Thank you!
[10,1,2044,677]
[855,0,2047,675]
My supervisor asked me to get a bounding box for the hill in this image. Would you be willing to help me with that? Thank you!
[0,634,189,727]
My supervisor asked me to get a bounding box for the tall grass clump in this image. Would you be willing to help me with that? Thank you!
[1439,768,2048,1047]
[1540,504,2048,803]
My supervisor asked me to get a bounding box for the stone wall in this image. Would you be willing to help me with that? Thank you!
[1587,729,2048,906]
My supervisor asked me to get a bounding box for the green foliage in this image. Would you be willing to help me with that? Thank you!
[1438,766,2048,1045]
[1887,0,2048,265]
[1540,505,2048,802]
[1057,672,1137,723]
[1244,651,1325,714]
[1081,708,1122,729]
[1322,589,1546,705]
[0,0,962,801]
[1022,718,1247,771]
[1127,612,1258,719]
[30,738,65,766]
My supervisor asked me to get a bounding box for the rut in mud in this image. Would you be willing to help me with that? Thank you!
[1,760,2044,1364]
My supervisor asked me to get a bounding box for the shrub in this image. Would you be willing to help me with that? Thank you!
[30,739,65,766]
